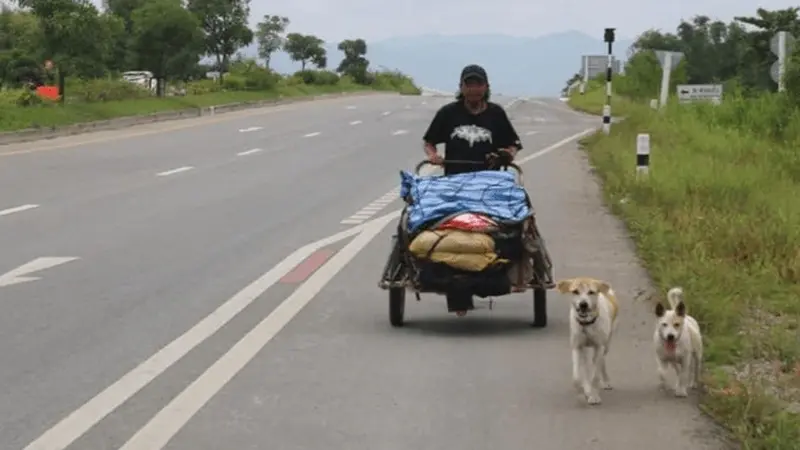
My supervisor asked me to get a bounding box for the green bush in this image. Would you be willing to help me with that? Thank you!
[71,78,153,102]
[293,69,340,86]
[185,79,221,95]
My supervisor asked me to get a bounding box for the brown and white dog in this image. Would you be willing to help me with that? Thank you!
[557,277,619,405]
[653,287,703,397]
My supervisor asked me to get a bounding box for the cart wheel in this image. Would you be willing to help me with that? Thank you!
[532,288,547,328]
[389,287,406,327]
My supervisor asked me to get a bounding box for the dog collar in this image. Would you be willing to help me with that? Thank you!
[576,315,597,326]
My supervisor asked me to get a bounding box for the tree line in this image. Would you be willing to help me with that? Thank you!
[564,7,800,100]
[0,0,381,96]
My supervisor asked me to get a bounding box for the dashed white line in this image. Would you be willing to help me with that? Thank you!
[349,120,362,125]
[421,101,427,105]
[237,148,263,156]
[339,187,402,224]
[346,105,357,110]
[0,204,39,217]
[381,111,391,116]
[304,132,321,138]
[525,130,540,136]
[238,127,262,133]
[391,130,408,136]
[156,166,193,176]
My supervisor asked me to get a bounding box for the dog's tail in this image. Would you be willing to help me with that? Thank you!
[667,287,684,309]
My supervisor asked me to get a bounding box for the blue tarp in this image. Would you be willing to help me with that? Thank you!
[399,170,532,233]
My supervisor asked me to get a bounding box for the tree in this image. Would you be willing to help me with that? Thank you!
[22,0,122,99]
[254,14,288,68]
[187,0,254,80]
[336,38,369,82]
[283,32,326,70]
[130,0,202,96]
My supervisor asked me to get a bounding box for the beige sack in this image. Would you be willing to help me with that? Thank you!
[409,229,495,256]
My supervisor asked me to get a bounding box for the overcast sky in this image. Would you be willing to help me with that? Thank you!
[250,0,799,42]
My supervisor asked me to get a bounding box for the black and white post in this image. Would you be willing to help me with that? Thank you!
[602,28,615,135]
[636,133,650,177]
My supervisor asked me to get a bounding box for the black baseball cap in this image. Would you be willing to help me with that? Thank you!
[460,64,488,83]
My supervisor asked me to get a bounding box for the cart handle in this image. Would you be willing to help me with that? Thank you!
[413,159,524,186]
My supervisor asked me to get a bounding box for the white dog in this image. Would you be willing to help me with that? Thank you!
[653,287,703,397]
[557,277,619,405]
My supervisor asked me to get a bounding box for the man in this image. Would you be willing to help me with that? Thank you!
[420,64,524,316]
[422,64,523,175]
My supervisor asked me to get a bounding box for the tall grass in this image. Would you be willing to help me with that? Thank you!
[571,87,800,449]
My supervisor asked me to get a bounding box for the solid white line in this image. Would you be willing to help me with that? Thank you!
[517,128,597,164]
[238,127,262,133]
[349,120,362,125]
[156,166,193,176]
[118,212,398,450]
[304,132,321,137]
[391,130,408,136]
[20,209,401,450]
[0,204,39,217]
[237,148,262,156]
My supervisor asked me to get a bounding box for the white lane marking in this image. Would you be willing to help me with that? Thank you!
[339,187,401,224]
[391,130,408,136]
[421,101,427,105]
[0,204,39,217]
[304,132,321,138]
[238,127,262,133]
[345,105,357,110]
[237,148,262,156]
[349,120,362,125]
[20,209,401,450]
[0,257,79,288]
[405,105,411,109]
[525,130,540,136]
[381,111,391,116]
[517,128,597,164]
[118,212,398,450]
[504,98,523,109]
[156,166,193,176]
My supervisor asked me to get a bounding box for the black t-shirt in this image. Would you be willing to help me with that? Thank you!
[422,101,523,175]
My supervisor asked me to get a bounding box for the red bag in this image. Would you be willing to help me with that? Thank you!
[436,213,498,232]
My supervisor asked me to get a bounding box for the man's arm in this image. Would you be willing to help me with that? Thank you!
[422,106,449,159]
[495,106,523,158]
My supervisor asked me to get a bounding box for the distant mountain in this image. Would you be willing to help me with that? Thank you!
[237,31,635,97]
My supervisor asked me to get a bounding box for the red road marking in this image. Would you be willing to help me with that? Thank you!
[279,249,336,283]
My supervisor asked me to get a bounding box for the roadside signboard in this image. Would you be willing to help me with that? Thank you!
[676,84,723,104]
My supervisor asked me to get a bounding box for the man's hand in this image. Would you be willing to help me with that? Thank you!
[424,142,444,164]
[426,151,444,164]
[491,147,515,166]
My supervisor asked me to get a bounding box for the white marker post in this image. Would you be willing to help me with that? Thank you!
[650,99,658,109]
[770,31,795,92]
[580,55,588,95]
[654,50,684,110]
[636,134,650,178]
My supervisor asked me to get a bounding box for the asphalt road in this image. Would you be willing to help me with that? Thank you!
[0,93,728,450]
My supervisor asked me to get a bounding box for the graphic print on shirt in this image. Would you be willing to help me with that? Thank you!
[450,124,492,147]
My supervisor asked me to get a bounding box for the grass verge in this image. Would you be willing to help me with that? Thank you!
[0,82,405,133]
[570,90,800,449]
